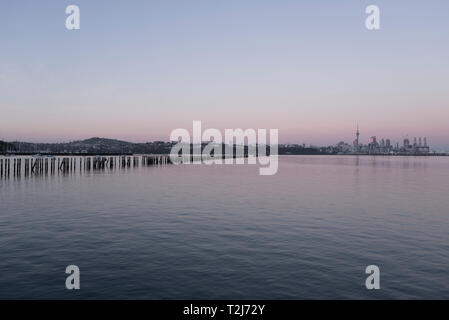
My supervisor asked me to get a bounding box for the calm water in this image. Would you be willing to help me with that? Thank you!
[1,155,448,299]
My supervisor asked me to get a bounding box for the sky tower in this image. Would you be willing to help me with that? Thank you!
[353,124,360,151]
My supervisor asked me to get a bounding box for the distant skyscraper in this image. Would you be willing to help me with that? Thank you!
[404,138,410,148]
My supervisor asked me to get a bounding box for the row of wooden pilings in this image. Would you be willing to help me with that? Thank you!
[0,155,172,178]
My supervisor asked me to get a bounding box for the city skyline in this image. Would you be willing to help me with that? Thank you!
[0,124,441,154]
[1,1,449,149]
[0,122,445,151]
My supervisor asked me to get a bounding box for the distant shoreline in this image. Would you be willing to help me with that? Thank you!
[2,137,448,157]
[1,152,448,157]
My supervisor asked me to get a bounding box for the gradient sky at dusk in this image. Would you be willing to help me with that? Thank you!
[1,1,448,149]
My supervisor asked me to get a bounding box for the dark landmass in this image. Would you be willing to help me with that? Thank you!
[5,138,174,155]
[1,138,446,156]
[278,145,322,155]
[0,141,16,153]
[2,137,327,156]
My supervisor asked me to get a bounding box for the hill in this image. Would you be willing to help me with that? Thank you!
[8,138,173,154]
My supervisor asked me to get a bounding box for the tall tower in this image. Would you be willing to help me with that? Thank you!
[352,124,361,152]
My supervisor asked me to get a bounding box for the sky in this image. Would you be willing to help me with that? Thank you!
[0,0,448,149]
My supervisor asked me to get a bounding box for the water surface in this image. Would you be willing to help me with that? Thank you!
[1,155,448,299]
